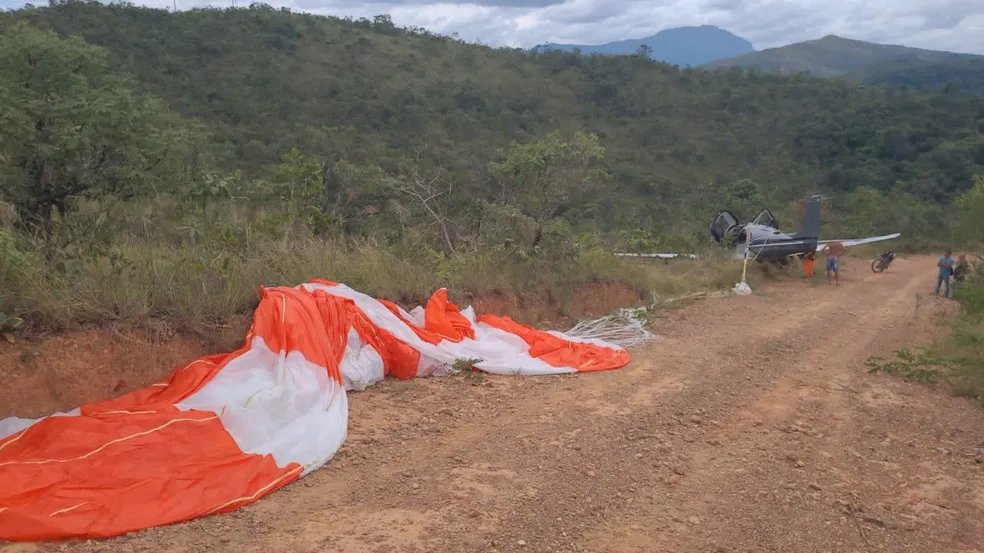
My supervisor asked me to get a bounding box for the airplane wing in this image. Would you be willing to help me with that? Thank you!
[815,233,901,252]
[613,253,698,260]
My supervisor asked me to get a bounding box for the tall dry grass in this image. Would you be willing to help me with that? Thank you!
[0,198,745,338]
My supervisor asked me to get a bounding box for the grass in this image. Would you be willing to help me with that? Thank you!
[865,275,984,409]
[865,346,946,384]
[942,278,984,407]
[0,199,747,341]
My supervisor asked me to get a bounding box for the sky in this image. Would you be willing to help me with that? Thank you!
[2,0,983,54]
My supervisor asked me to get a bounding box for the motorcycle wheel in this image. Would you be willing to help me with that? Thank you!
[871,259,886,273]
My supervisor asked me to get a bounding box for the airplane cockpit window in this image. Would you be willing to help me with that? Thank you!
[752,209,778,230]
[710,210,739,242]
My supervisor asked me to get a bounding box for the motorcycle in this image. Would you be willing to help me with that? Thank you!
[871,251,896,273]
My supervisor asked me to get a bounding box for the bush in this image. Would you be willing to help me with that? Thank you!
[945,276,984,408]
[0,197,744,338]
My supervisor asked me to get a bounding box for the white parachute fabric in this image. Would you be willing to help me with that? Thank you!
[0,280,638,542]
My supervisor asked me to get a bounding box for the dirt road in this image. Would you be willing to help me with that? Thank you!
[6,254,984,553]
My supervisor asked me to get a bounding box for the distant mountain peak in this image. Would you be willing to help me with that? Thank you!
[535,25,754,67]
[815,35,870,45]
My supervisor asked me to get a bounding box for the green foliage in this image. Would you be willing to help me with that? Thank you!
[0,225,42,323]
[0,311,22,343]
[453,357,486,382]
[851,58,984,96]
[0,193,747,336]
[2,1,982,243]
[955,280,984,316]
[945,285,984,409]
[874,280,984,410]
[272,148,324,243]
[0,22,195,245]
[490,131,607,233]
[953,175,984,246]
[720,179,766,221]
[185,170,238,212]
[707,35,982,80]
[865,347,947,384]
[1,0,983,341]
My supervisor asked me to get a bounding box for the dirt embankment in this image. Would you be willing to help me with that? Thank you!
[0,280,643,420]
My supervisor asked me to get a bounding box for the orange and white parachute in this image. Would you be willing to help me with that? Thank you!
[0,281,639,542]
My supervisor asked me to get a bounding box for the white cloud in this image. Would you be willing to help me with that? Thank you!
[2,0,982,54]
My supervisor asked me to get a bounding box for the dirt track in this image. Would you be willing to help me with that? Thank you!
[6,254,984,553]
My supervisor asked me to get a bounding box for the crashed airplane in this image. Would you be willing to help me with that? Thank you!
[616,195,901,264]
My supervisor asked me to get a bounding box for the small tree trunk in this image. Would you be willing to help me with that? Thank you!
[531,224,543,250]
[282,177,295,250]
[41,204,55,263]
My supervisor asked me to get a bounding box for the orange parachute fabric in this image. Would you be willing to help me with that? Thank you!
[0,282,632,541]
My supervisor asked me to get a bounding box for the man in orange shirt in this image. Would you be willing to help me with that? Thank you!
[803,252,816,278]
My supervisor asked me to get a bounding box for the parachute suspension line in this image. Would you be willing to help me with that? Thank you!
[741,225,751,283]
[734,224,753,296]
[570,225,760,348]
[565,308,663,350]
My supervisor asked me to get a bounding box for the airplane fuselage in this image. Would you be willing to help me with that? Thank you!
[734,223,819,262]
[711,196,822,264]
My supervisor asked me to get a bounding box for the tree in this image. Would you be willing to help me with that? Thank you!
[722,178,766,220]
[954,174,984,244]
[490,132,607,249]
[3,1,982,246]
[272,148,322,247]
[0,22,185,248]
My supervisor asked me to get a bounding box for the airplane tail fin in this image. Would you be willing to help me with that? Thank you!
[794,195,821,240]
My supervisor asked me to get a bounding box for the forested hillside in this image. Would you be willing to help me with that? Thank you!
[705,35,984,95]
[705,35,981,78]
[847,58,984,95]
[5,3,984,218]
[1,1,983,337]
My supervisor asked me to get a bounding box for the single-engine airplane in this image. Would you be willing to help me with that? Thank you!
[615,195,901,264]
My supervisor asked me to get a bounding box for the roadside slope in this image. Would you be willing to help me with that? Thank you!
[2,254,982,553]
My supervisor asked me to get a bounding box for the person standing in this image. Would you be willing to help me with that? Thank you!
[824,242,845,286]
[935,249,955,297]
[952,254,969,294]
[803,252,815,278]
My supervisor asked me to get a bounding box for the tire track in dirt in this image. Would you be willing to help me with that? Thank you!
[583,256,984,553]
[5,256,983,553]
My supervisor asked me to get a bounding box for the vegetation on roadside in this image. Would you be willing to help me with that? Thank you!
[865,347,948,384]
[866,182,984,408]
[865,288,984,409]
[1,2,983,340]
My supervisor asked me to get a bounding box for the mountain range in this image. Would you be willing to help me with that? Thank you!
[704,34,980,75]
[536,27,984,93]
[534,25,754,67]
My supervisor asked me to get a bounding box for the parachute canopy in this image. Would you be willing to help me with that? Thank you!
[0,281,633,542]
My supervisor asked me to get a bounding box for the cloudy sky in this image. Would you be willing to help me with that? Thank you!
[2,0,983,54]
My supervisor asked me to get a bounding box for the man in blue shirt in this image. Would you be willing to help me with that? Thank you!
[936,249,955,297]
